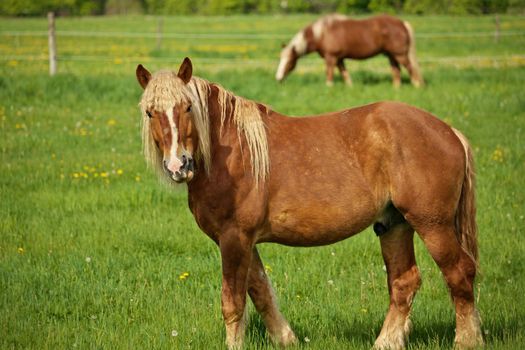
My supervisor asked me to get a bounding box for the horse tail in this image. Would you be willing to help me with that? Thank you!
[452,128,478,265]
[403,21,424,87]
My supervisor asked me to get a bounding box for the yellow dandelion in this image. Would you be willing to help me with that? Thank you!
[135,175,141,182]
[264,264,272,273]
[72,172,80,178]
[17,247,25,254]
[107,119,117,126]
[114,58,123,65]
[179,272,190,280]
[116,169,123,175]
[491,146,504,163]
[100,172,109,178]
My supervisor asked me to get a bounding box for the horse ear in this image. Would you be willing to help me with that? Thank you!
[177,57,193,84]
[136,64,151,90]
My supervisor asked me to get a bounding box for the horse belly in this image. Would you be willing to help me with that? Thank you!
[264,186,377,247]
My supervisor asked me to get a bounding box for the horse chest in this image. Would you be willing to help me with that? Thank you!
[188,181,267,240]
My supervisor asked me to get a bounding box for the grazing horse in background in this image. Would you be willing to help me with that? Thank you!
[136,57,482,350]
[276,14,424,87]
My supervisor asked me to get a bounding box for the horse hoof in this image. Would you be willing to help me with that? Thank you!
[454,335,484,349]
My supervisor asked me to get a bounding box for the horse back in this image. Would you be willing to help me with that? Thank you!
[317,15,410,58]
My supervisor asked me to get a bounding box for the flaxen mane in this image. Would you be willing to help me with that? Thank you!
[139,70,269,185]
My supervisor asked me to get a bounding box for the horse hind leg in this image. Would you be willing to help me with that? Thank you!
[337,59,353,86]
[415,223,483,348]
[374,221,421,350]
[248,248,297,346]
[387,55,401,89]
[394,54,422,88]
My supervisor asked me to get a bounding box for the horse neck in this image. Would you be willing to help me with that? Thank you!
[196,84,268,182]
[290,29,314,57]
[207,84,236,141]
[190,84,237,179]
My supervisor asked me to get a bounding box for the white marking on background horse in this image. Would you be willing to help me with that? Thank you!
[312,19,323,40]
[276,31,307,80]
[313,14,347,40]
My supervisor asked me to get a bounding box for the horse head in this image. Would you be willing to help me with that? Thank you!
[275,45,299,82]
[136,58,198,183]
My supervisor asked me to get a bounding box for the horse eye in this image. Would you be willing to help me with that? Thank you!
[186,105,192,113]
[146,111,153,118]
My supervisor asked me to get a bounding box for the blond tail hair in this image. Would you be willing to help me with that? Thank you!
[403,21,424,87]
[452,128,478,265]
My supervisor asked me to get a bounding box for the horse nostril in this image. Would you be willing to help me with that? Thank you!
[163,160,173,175]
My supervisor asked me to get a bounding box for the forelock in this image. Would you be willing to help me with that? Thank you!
[140,70,192,113]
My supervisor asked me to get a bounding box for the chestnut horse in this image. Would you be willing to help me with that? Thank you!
[136,58,482,349]
[276,14,424,87]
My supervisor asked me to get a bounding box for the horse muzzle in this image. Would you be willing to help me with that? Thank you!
[163,155,194,183]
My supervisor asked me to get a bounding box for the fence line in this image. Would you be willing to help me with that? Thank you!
[1,30,525,40]
[3,54,524,65]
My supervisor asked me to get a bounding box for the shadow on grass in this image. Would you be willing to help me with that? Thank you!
[286,70,430,87]
[245,311,525,348]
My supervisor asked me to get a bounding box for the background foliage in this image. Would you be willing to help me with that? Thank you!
[1,0,525,16]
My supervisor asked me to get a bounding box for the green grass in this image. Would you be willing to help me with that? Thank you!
[1,14,525,349]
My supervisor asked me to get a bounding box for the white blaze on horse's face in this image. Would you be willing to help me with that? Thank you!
[276,47,292,81]
[172,103,196,183]
[164,107,183,176]
[276,32,306,81]
[153,103,196,184]
[276,46,300,82]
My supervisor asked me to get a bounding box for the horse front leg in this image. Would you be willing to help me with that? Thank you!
[337,59,352,86]
[248,248,297,346]
[324,55,337,86]
[219,232,254,349]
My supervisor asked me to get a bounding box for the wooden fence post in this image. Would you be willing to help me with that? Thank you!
[48,12,57,76]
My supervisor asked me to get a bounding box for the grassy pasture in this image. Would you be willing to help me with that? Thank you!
[1,14,525,349]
